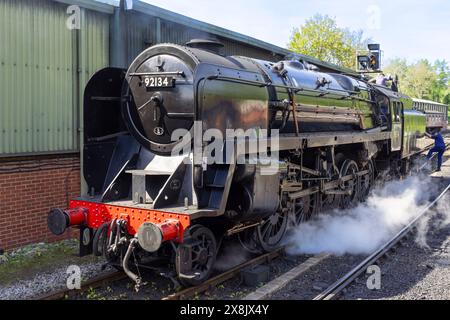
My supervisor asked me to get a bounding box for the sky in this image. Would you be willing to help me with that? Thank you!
[141,0,450,65]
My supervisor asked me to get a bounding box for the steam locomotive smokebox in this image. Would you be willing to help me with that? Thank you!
[241,265,270,287]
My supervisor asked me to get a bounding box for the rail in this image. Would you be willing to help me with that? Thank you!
[162,248,283,300]
[36,271,126,300]
[313,181,450,300]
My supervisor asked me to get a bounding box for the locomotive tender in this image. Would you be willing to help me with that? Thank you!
[47,40,444,288]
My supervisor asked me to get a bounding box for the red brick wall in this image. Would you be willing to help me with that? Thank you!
[0,154,81,250]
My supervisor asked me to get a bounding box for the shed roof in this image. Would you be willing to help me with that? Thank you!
[54,0,357,75]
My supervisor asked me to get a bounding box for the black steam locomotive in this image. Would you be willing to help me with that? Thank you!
[47,40,443,288]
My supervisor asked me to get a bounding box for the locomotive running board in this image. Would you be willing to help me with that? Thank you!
[222,130,391,156]
[276,130,391,151]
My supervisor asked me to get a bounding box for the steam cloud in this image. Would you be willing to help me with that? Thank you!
[286,174,449,256]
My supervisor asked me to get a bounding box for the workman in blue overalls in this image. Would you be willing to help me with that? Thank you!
[425,130,446,172]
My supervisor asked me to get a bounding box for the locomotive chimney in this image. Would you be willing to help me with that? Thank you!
[186,38,225,55]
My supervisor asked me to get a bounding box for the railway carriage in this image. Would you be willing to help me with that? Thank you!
[412,98,448,130]
[47,40,447,288]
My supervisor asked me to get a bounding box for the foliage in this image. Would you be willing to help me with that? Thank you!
[288,14,371,69]
[384,58,450,104]
[288,14,449,109]
[432,60,450,104]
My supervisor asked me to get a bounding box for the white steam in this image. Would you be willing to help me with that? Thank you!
[415,191,450,248]
[286,175,449,256]
[435,192,450,227]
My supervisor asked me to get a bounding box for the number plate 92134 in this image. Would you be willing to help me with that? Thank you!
[144,76,174,88]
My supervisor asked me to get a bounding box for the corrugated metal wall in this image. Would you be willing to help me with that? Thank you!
[159,20,279,61]
[80,9,110,83]
[218,36,282,61]
[124,12,281,66]
[0,0,109,155]
[0,0,74,154]
[0,0,281,156]
[160,20,210,46]
[126,11,157,64]
[78,7,110,142]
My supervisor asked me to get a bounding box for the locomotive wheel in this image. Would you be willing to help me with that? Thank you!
[293,192,319,225]
[359,160,374,201]
[322,153,344,211]
[238,227,262,254]
[256,211,288,252]
[176,226,217,286]
[340,160,359,209]
[92,222,109,257]
[322,192,340,211]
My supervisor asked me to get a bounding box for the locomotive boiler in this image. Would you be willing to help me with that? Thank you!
[47,40,442,288]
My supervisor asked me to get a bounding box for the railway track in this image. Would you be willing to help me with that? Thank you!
[37,145,449,301]
[313,181,450,300]
[312,143,450,300]
[36,271,127,300]
[36,248,284,300]
[163,247,283,300]
[241,146,450,300]
[38,180,448,301]
[39,181,448,301]
[241,180,450,301]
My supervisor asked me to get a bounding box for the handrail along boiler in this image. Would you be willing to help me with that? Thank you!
[47,40,447,288]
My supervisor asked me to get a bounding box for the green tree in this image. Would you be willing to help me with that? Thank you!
[288,14,370,69]
[384,59,449,102]
[431,60,450,104]
[406,60,437,100]
[383,58,409,84]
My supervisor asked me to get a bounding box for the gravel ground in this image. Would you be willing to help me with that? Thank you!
[269,253,365,300]
[0,240,113,300]
[73,271,171,300]
[267,179,450,300]
[196,249,309,300]
[0,261,112,300]
[339,153,450,300]
[72,239,310,300]
[265,218,450,301]
[257,175,450,300]
[3,148,448,301]
[342,213,450,300]
[73,179,450,301]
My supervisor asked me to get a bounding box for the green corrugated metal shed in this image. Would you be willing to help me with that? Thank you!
[0,0,109,156]
[0,0,356,157]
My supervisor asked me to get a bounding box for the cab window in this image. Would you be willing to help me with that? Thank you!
[392,101,401,121]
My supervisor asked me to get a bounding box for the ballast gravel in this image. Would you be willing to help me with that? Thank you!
[0,261,112,300]
[342,214,450,300]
